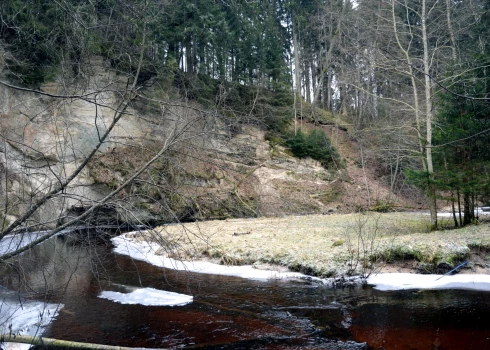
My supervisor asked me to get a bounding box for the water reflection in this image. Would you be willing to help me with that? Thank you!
[0,235,105,300]
[350,289,490,349]
[1,234,490,349]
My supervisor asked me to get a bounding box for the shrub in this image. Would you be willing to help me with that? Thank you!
[286,129,341,169]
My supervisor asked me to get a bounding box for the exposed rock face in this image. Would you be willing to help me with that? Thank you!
[0,56,143,228]
[0,56,415,230]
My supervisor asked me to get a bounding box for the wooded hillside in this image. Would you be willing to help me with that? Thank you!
[0,0,489,245]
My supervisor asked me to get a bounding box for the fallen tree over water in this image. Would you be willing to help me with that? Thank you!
[0,334,162,350]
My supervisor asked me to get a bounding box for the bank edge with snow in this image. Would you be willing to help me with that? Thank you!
[368,273,490,291]
[113,233,490,291]
[112,233,310,280]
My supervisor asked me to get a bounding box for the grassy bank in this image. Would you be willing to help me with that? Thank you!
[135,212,490,277]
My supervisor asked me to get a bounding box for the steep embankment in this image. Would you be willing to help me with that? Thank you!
[86,119,422,222]
[0,55,420,229]
[215,121,423,216]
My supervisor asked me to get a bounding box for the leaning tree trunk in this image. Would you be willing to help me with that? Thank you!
[0,335,163,350]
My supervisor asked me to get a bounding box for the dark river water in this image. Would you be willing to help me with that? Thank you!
[2,233,490,349]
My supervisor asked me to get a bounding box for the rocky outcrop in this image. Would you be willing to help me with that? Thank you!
[0,56,416,230]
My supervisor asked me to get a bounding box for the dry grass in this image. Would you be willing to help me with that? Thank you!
[135,212,490,277]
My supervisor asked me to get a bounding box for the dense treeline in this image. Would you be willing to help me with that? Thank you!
[0,0,489,228]
[0,0,292,88]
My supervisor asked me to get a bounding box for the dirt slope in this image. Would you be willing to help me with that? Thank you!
[194,122,423,218]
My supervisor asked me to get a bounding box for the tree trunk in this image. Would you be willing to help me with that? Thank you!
[311,1,345,120]
[445,0,458,62]
[304,58,310,103]
[311,57,317,103]
[292,16,302,98]
[457,188,463,227]
[326,69,332,110]
[391,1,426,172]
[463,192,472,225]
[471,193,476,221]
[0,335,160,350]
[292,14,302,134]
[422,0,437,230]
[451,192,459,228]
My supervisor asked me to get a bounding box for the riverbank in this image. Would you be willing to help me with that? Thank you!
[124,212,490,278]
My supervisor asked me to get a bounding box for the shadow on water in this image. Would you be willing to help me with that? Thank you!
[350,288,490,349]
[1,233,490,349]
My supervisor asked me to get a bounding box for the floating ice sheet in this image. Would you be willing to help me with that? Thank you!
[0,230,67,350]
[0,228,78,257]
[0,289,63,350]
[0,231,50,256]
[99,287,193,306]
[112,233,308,280]
[368,273,490,291]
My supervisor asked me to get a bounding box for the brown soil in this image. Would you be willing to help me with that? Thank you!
[237,122,423,216]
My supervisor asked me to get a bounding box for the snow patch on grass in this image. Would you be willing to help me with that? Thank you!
[112,233,310,280]
[368,273,490,291]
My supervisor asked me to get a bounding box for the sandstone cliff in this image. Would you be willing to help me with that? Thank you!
[0,55,420,230]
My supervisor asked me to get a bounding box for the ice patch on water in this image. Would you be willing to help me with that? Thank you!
[0,289,62,350]
[0,232,50,256]
[99,287,193,306]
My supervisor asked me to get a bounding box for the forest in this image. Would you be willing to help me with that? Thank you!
[0,0,489,238]
[1,2,490,348]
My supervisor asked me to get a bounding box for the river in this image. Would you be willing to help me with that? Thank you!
[1,232,490,349]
